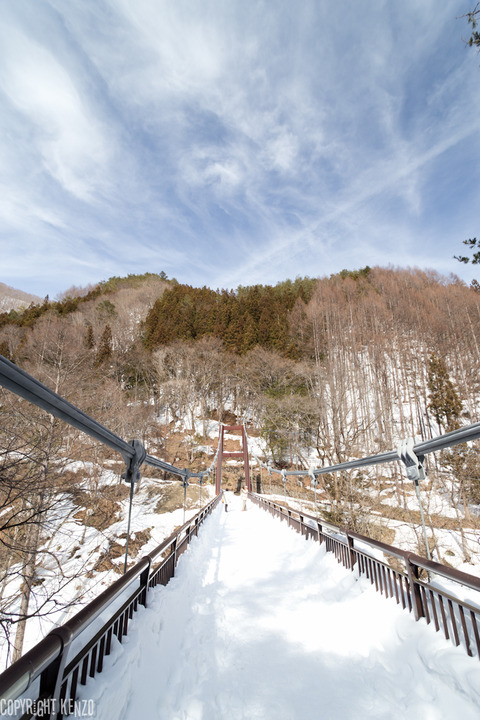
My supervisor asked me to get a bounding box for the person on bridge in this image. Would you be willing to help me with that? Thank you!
[222,489,230,512]
[241,486,247,511]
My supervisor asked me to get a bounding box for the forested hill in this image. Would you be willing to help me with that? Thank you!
[1,266,479,465]
[0,272,167,333]
[142,277,316,356]
[2,266,476,366]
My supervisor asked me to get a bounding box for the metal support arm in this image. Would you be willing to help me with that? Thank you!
[398,440,425,486]
[122,439,147,574]
[398,440,431,560]
[122,439,147,485]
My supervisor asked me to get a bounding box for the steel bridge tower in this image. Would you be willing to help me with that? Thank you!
[215,424,251,494]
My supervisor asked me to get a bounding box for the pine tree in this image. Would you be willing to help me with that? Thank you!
[84,325,95,350]
[94,324,113,367]
[241,314,258,353]
[0,340,11,360]
[427,353,462,431]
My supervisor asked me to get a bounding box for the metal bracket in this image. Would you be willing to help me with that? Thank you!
[182,469,190,523]
[397,440,425,487]
[121,439,146,574]
[281,469,287,500]
[309,469,319,515]
[122,439,146,485]
[398,439,431,560]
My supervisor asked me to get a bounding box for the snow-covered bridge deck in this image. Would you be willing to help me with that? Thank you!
[81,497,479,720]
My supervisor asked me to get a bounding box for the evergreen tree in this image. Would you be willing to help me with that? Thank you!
[427,353,462,430]
[94,324,113,367]
[142,279,315,356]
[0,340,11,360]
[84,325,95,350]
[241,314,258,353]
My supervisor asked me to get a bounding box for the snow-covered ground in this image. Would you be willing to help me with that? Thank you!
[0,474,215,669]
[80,495,480,720]
[3,413,479,683]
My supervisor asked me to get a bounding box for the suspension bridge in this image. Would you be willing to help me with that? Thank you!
[1,354,480,719]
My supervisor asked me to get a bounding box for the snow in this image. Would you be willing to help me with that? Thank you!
[0,474,215,668]
[79,497,480,719]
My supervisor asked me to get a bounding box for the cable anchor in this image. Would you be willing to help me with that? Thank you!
[122,439,146,485]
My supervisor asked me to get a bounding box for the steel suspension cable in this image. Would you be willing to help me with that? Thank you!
[243,417,480,479]
[0,355,187,479]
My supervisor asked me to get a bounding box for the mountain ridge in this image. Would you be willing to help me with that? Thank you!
[0,281,42,313]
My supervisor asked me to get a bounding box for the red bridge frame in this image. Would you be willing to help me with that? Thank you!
[215,424,251,494]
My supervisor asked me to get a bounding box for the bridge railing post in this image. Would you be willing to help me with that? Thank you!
[405,553,425,622]
[139,557,152,608]
[317,521,324,544]
[281,469,287,504]
[172,536,178,573]
[39,626,73,720]
[345,531,356,571]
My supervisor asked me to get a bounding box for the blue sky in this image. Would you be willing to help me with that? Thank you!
[1,0,479,298]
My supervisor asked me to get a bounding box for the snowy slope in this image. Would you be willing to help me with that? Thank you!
[79,496,480,720]
[0,282,41,312]
[0,473,214,669]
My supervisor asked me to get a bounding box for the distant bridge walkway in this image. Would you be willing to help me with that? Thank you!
[80,497,479,720]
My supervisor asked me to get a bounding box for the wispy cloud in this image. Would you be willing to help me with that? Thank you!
[0,0,479,295]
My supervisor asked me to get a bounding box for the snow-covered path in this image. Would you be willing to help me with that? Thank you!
[82,496,480,719]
